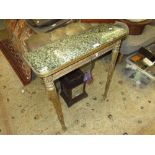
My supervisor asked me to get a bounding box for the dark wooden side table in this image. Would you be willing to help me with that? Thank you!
[23,24,128,130]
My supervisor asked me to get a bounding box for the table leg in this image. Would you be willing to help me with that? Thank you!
[103,41,121,100]
[43,76,67,131]
[118,52,123,64]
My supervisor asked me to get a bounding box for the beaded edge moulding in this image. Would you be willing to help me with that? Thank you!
[24,24,127,75]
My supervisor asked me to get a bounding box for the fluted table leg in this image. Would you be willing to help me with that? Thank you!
[43,76,67,131]
[103,41,121,100]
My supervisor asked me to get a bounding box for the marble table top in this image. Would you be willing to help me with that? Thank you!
[24,24,128,76]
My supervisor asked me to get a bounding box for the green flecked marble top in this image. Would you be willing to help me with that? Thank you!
[24,24,127,76]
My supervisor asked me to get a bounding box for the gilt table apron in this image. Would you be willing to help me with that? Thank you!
[23,24,128,130]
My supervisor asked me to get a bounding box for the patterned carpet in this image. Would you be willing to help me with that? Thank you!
[0,50,155,135]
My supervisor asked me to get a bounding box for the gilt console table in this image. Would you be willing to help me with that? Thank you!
[23,24,128,130]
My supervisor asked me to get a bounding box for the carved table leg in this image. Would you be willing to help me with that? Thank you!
[103,41,121,100]
[43,76,67,131]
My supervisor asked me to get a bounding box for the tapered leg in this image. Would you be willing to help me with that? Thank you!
[118,52,123,64]
[103,41,121,100]
[43,76,67,131]
[48,88,67,131]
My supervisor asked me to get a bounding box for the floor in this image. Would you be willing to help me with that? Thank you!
[0,50,155,135]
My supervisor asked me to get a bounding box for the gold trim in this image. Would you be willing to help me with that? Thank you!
[23,34,127,78]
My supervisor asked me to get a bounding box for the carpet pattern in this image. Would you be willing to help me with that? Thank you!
[0,51,155,135]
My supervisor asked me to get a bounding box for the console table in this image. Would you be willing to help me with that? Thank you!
[23,24,128,130]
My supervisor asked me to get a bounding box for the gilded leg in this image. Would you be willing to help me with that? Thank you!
[43,76,67,131]
[118,52,123,64]
[103,41,121,100]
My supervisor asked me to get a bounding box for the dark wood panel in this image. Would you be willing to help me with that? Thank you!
[119,19,152,35]
[0,39,32,86]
